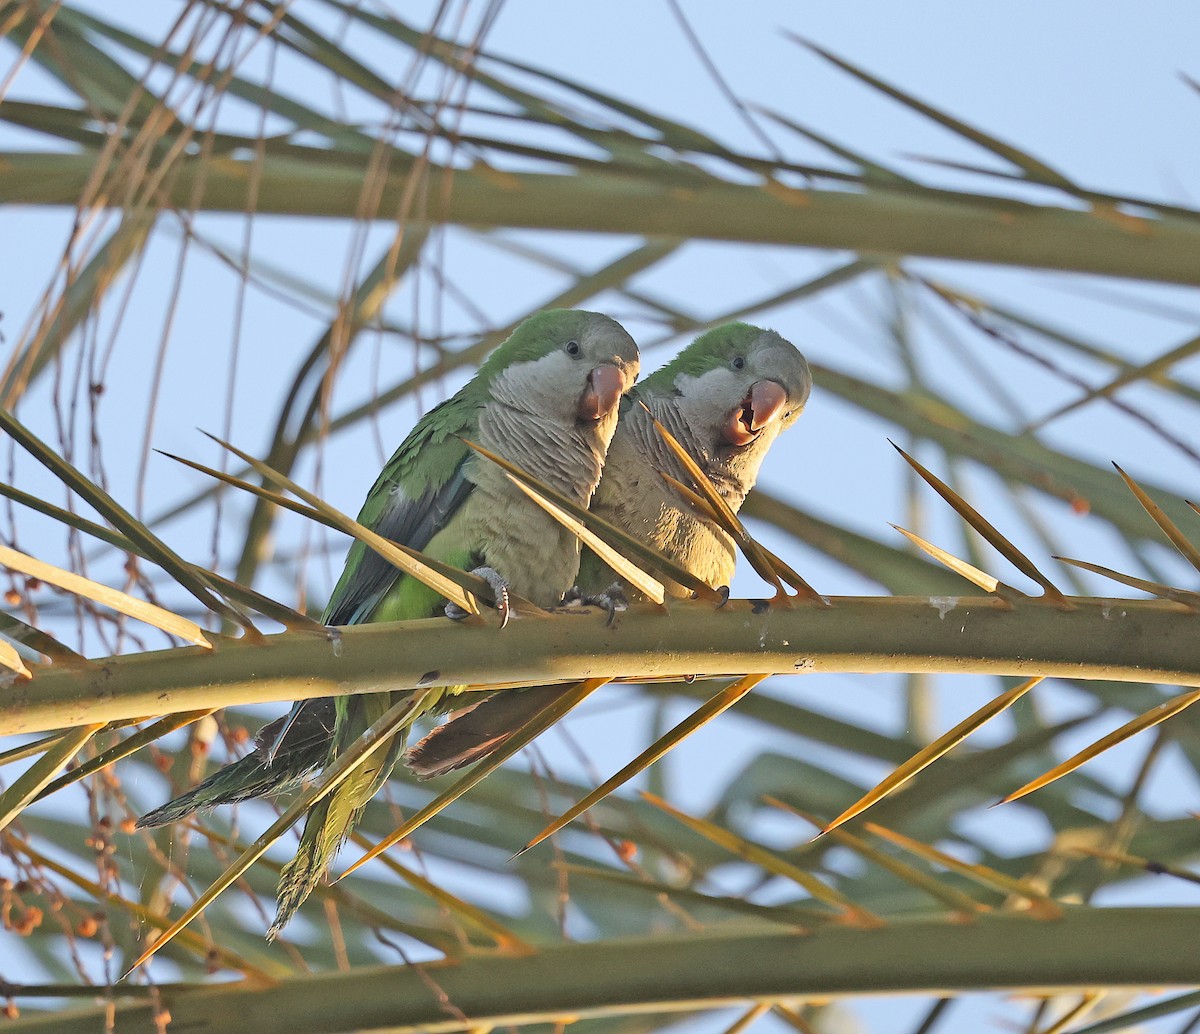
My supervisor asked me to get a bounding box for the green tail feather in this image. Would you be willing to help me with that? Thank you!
[267,689,454,935]
[269,729,406,938]
[137,700,335,829]
[270,793,343,940]
[137,750,310,829]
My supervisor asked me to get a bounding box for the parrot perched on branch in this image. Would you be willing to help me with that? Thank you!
[138,309,640,935]
[405,321,811,779]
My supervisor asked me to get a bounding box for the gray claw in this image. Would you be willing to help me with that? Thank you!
[453,566,510,627]
[601,582,629,626]
[575,581,628,627]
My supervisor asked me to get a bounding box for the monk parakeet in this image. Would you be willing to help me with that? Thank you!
[405,321,810,779]
[138,309,640,934]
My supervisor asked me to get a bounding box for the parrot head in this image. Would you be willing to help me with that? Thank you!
[479,309,640,428]
[644,321,811,469]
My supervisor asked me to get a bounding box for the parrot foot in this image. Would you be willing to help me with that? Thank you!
[696,585,732,608]
[446,566,512,627]
[562,583,627,627]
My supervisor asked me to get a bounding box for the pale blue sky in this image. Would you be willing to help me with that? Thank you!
[3,3,1200,1029]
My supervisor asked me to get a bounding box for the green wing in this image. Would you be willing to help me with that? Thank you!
[322,396,476,627]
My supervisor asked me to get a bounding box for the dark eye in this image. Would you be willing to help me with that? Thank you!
[731,356,745,371]
[565,340,581,358]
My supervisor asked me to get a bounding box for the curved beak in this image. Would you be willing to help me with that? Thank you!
[577,363,626,422]
[721,379,788,447]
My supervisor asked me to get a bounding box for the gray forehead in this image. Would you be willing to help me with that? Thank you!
[582,317,639,359]
[673,337,810,398]
[750,334,811,381]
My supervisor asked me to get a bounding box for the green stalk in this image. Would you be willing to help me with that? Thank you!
[11,908,1200,1034]
[3,596,1199,736]
[5,152,1200,284]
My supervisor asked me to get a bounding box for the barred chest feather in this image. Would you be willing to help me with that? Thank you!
[459,397,617,608]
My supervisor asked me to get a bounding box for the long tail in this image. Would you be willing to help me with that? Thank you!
[269,698,410,937]
[136,700,335,829]
[404,683,571,779]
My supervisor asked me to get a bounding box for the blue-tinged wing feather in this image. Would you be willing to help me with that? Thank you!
[322,395,477,626]
[322,458,473,626]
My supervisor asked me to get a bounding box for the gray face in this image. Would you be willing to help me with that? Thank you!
[491,314,640,427]
[672,329,811,471]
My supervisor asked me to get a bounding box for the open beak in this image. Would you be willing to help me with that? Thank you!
[721,379,788,447]
[577,363,626,422]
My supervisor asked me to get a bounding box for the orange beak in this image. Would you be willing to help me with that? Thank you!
[577,363,626,422]
[721,379,788,447]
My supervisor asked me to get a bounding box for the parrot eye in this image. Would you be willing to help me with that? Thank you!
[731,356,746,371]
[565,340,582,358]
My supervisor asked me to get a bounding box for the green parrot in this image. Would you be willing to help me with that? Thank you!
[405,321,811,779]
[138,309,640,935]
